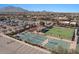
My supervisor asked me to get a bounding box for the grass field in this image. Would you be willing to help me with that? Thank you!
[45,27,74,40]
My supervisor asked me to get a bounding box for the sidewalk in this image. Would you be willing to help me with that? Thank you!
[69,29,77,50]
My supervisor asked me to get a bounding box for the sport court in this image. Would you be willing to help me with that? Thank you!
[15,32,71,52]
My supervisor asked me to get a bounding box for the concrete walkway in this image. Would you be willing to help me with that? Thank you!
[69,29,77,50]
[42,39,48,46]
[46,35,72,43]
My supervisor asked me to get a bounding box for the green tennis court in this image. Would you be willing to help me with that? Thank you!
[76,44,79,53]
[15,32,70,52]
[44,39,70,49]
[45,27,74,40]
[16,32,47,45]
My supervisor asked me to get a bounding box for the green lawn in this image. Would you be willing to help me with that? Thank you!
[45,27,74,40]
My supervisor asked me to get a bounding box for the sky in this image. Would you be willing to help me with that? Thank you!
[0,4,79,12]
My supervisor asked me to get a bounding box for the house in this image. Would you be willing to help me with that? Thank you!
[58,20,70,27]
[76,20,79,27]
[70,18,77,26]
[70,21,76,26]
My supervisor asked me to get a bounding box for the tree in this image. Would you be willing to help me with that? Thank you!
[40,21,45,26]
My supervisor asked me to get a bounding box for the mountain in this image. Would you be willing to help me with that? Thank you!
[0,6,29,13]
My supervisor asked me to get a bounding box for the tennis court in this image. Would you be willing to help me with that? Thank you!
[44,39,70,49]
[45,27,74,40]
[15,32,70,52]
[16,32,47,45]
[76,44,79,53]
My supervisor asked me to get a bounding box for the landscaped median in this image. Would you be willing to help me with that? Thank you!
[45,27,74,41]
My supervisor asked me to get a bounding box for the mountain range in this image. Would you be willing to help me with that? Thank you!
[0,6,29,13]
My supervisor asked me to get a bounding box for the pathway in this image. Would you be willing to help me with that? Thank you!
[42,39,48,46]
[69,29,78,51]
